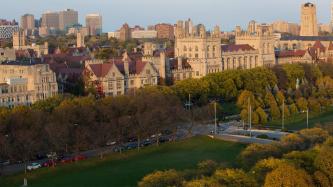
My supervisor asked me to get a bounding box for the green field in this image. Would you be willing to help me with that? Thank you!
[0,136,245,187]
[267,107,333,130]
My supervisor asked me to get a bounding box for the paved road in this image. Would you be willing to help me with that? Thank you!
[212,134,275,144]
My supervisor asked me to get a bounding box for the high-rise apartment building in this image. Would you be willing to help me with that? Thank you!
[85,14,102,36]
[300,2,318,36]
[41,11,59,29]
[20,14,35,30]
[155,23,174,40]
[119,23,131,42]
[59,9,78,31]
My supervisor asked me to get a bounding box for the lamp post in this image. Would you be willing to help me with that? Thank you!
[301,109,309,129]
[214,101,217,135]
[248,97,252,137]
[282,99,285,131]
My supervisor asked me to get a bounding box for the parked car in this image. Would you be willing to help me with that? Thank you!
[73,155,86,161]
[0,160,10,166]
[42,160,56,167]
[140,139,152,147]
[106,141,117,146]
[125,142,138,150]
[27,163,41,171]
[60,157,73,164]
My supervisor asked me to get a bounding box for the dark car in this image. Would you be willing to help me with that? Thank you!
[125,142,138,150]
[140,139,152,147]
[60,157,73,164]
[42,160,56,167]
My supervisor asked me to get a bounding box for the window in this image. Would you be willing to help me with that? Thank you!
[116,81,121,89]
[195,54,198,58]
[196,71,199,76]
[130,80,134,85]
[108,81,113,90]
[146,69,150,74]
[183,46,187,51]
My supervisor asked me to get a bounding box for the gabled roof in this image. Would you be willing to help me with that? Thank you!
[328,41,333,51]
[221,44,255,52]
[312,41,326,52]
[88,63,114,78]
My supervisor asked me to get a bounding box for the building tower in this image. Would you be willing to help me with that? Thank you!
[300,2,318,36]
[85,14,102,36]
[76,32,85,48]
[12,30,26,50]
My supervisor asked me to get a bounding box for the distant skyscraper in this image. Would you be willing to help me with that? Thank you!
[42,11,59,30]
[300,2,318,36]
[119,23,131,42]
[20,14,35,30]
[59,9,78,31]
[85,14,102,36]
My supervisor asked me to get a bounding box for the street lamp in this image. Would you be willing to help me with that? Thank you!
[301,108,309,129]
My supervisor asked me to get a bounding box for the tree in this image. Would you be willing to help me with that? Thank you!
[265,92,281,120]
[239,143,282,169]
[264,164,314,187]
[252,158,286,184]
[289,103,299,116]
[275,91,285,106]
[256,107,268,125]
[183,178,221,187]
[296,97,308,111]
[280,133,306,151]
[213,168,257,187]
[281,103,290,119]
[314,146,333,184]
[138,169,183,187]
[237,90,257,109]
[299,128,329,148]
[308,97,321,113]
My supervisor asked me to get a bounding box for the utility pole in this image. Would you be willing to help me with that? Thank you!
[214,101,217,135]
[282,99,285,131]
[248,98,252,137]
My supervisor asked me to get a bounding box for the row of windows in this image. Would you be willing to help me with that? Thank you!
[183,45,217,52]
[0,95,30,104]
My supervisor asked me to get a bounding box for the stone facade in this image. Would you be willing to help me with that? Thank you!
[175,22,222,78]
[0,62,58,107]
[85,52,159,96]
[235,24,276,66]
[300,3,318,36]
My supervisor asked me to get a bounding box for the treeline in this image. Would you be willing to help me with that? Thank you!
[138,127,333,187]
[173,63,333,125]
[0,87,195,162]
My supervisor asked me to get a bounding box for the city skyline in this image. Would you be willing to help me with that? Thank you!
[0,0,332,31]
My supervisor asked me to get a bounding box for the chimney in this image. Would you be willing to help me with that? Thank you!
[177,57,182,70]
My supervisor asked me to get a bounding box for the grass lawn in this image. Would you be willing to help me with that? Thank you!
[0,136,245,187]
[266,107,333,131]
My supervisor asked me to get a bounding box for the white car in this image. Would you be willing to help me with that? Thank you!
[27,162,41,171]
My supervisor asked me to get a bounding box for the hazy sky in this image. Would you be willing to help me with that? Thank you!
[0,0,331,31]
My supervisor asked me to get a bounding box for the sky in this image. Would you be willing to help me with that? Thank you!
[0,0,331,31]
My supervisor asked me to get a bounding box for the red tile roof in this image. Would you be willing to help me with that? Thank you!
[89,63,114,78]
[221,44,255,52]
